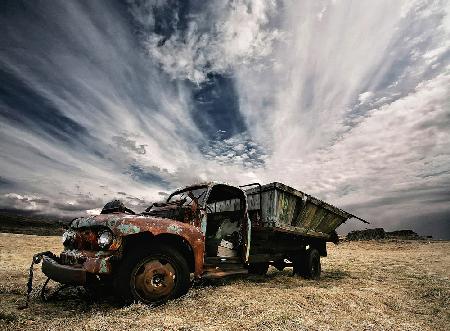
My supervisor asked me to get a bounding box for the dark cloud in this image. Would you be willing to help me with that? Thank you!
[29,198,49,204]
[342,186,450,211]
[395,210,450,240]
[0,193,49,212]
[0,177,13,188]
[53,196,103,212]
[126,164,169,187]
[0,68,93,147]
[339,209,450,240]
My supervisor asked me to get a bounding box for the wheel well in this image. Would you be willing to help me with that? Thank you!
[122,232,195,273]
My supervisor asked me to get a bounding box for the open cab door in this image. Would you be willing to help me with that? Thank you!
[201,184,251,278]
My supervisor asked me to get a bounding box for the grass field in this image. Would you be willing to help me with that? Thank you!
[0,232,449,330]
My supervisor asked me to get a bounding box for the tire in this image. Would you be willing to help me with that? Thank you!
[292,252,306,276]
[113,244,190,305]
[272,260,285,271]
[248,263,269,275]
[303,249,321,280]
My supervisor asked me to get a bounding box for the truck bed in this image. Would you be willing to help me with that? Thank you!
[245,182,360,240]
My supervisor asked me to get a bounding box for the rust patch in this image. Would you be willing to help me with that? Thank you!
[71,214,206,276]
[167,224,182,234]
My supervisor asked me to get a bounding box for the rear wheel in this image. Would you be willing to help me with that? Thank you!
[114,244,190,305]
[248,263,269,275]
[292,249,321,279]
[303,249,321,280]
[292,252,306,276]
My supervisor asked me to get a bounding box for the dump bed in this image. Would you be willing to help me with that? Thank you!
[245,182,360,240]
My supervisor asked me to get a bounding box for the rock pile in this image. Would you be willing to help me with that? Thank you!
[347,228,425,241]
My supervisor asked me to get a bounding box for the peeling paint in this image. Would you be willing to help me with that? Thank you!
[99,259,108,273]
[244,182,361,237]
[167,224,182,234]
[117,223,140,235]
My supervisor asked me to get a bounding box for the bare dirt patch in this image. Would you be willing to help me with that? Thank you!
[0,233,449,330]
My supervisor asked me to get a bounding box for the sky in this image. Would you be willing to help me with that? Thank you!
[0,0,449,238]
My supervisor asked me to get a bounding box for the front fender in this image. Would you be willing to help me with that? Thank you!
[72,214,205,275]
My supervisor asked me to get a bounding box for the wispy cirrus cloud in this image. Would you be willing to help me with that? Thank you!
[231,0,450,237]
[129,0,281,83]
[0,0,449,238]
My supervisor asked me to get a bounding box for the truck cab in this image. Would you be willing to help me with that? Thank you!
[42,182,252,305]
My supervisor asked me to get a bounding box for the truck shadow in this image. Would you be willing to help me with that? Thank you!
[193,267,352,290]
[30,267,352,308]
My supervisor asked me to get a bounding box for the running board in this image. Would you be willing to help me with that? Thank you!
[204,256,242,264]
[201,268,248,279]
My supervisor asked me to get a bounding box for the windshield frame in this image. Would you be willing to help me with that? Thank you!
[166,185,210,207]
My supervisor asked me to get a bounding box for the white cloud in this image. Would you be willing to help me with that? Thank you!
[232,0,450,232]
[1,0,450,238]
[86,208,102,215]
[201,132,268,169]
[133,0,281,83]
[358,91,374,105]
[0,193,49,211]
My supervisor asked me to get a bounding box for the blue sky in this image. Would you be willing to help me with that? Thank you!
[0,0,449,238]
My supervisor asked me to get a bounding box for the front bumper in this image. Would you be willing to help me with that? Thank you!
[41,250,116,285]
[42,256,86,285]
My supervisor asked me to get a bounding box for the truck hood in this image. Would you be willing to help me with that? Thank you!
[71,213,199,237]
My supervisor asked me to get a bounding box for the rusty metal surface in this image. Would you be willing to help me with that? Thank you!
[42,256,86,285]
[134,259,176,301]
[245,182,359,239]
[71,214,205,275]
[167,181,215,201]
[59,249,115,274]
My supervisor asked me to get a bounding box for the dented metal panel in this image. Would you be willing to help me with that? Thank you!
[245,182,353,239]
[71,214,205,275]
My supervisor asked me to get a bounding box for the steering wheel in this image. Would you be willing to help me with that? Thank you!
[187,190,206,206]
[196,190,206,201]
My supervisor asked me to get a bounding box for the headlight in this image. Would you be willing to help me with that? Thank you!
[62,229,76,246]
[98,230,113,249]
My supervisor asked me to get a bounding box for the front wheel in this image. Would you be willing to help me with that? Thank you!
[114,244,190,305]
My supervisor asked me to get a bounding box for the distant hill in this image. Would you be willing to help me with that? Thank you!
[0,209,71,236]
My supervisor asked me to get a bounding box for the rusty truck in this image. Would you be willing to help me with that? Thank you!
[36,182,367,305]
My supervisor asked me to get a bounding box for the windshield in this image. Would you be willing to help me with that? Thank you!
[167,187,208,206]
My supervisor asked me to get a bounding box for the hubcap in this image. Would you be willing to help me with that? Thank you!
[133,259,176,302]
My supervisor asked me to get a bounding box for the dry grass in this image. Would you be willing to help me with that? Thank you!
[0,232,449,330]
